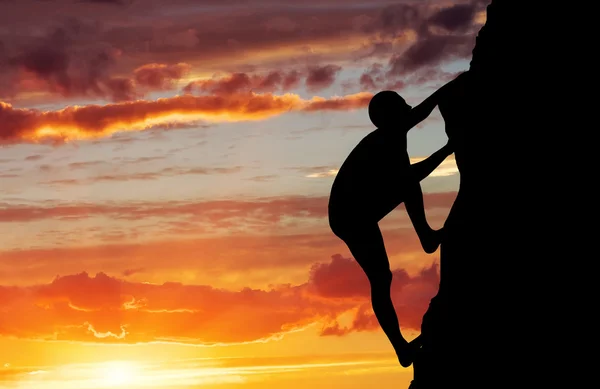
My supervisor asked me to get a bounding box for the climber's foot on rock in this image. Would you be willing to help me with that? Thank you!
[396,340,418,368]
[421,229,441,254]
[409,334,423,349]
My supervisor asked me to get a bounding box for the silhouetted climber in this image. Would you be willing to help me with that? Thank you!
[328,82,456,368]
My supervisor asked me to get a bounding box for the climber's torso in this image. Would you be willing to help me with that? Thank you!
[329,128,411,223]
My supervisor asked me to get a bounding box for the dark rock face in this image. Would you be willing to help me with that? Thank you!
[411,1,562,387]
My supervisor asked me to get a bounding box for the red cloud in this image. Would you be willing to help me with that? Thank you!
[183,69,306,95]
[309,254,439,334]
[134,63,192,90]
[359,62,461,91]
[0,14,194,102]
[305,65,342,92]
[0,253,439,344]
[0,1,486,105]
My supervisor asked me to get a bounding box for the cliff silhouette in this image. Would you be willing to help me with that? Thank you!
[410,1,579,387]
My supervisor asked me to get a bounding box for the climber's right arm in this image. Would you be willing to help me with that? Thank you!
[405,76,463,129]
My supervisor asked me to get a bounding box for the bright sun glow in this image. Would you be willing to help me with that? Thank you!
[98,361,138,387]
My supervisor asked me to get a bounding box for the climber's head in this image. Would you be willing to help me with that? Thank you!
[368,91,412,129]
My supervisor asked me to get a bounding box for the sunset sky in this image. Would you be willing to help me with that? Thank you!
[0,0,486,388]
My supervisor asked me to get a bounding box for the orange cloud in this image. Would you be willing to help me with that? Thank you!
[0,254,439,344]
[0,192,456,291]
[0,91,372,145]
[0,192,456,224]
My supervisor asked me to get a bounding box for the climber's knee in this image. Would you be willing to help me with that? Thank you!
[368,268,393,290]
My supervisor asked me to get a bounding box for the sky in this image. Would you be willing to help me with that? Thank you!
[0,0,486,388]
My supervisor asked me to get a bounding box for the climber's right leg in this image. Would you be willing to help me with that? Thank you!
[330,213,415,367]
